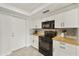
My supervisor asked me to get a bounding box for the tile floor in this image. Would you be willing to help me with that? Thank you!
[8,46,43,56]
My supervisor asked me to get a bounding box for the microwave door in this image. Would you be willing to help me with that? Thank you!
[42,21,51,29]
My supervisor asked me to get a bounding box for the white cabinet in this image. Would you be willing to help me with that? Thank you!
[55,13,63,28]
[11,18,26,51]
[0,14,12,55]
[55,8,78,28]
[63,8,78,28]
[31,19,41,29]
[76,46,79,56]
[32,36,39,49]
[36,22,41,28]
[42,15,55,21]
[53,40,76,56]
[0,14,26,55]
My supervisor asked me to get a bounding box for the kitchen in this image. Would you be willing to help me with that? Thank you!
[30,3,79,56]
[0,3,79,56]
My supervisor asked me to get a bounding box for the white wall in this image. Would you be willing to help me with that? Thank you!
[25,18,36,47]
[25,19,31,47]
[0,15,2,55]
[25,18,40,47]
[0,14,26,55]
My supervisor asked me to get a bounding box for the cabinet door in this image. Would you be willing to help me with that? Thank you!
[59,42,76,56]
[63,9,78,28]
[55,13,63,28]
[32,36,39,49]
[53,40,76,56]
[77,46,79,56]
[55,8,78,28]
[0,14,26,55]
[11,18,26,51]
[1,14,12,55]
[53,40,66,56]
[31,19,41,28]
[36,20,41,28]
[53,40,63,56]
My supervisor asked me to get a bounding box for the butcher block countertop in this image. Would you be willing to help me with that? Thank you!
[33,32,44,36]
[53,36,79,46]
[33,32,79,46]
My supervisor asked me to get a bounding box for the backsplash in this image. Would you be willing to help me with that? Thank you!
[30,28,78,40]
[56,28,77,39]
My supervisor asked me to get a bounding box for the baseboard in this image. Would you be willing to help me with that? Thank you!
[1,51,12,56]
[0,44,31,56]
[12,46,26,52]
[1,45,26,56]
[26,44,31,47]
[12,45,26,52]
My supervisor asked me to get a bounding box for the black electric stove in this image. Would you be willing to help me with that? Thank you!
[39,31,57,56]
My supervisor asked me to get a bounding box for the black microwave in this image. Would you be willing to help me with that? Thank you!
[42,20,55,29]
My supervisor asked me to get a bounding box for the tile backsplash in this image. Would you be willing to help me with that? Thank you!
[56,28,77,39]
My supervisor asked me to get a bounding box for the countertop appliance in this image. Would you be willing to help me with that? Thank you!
[42,20,55,29]
[39,31,57,56]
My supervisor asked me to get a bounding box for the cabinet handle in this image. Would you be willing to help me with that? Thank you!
[61,23,62,27]
[61,22,64,27]
[33,40,34,43]
[12,33,15,37]
[60,46,66,49]
[62,23,64,27]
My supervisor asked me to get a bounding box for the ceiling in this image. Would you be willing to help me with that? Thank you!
[31,3,74,18]
[0,3,75,19]
[0,3,51,16]
[7,3,48,13]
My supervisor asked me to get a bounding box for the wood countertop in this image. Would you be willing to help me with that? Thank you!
[33,32,44,36]
[52,36,79,46]
[33,32,79,46]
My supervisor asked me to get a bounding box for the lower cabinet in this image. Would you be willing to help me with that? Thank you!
[53,40,76,56]
[76,46,79,56]
[32,36,39,49]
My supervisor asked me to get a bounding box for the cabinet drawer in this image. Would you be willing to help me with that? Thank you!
[59,42,76,56]
[53,51,68,56]
[63,43,76,56]
[53,40,76,56]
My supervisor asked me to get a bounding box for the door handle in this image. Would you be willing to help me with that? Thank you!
[62,23,64,27]
[12,33,15,37]
[33,40,34,43]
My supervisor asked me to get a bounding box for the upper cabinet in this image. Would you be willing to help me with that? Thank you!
[32,8,79,29]
[55,8,79,28]
[55,13,63,28]
[31,19,41,29]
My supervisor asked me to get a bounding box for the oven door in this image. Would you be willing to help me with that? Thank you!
[39,36,52,56]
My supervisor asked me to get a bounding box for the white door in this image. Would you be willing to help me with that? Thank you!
[0,14,12,55]
[0,14,26,55]
[11,18,26,51]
